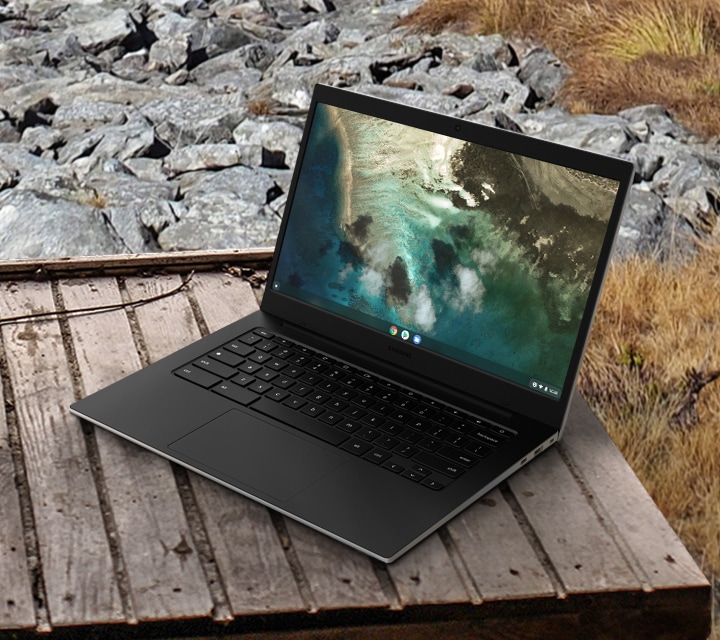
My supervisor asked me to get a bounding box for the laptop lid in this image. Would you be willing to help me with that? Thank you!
[262,84,634,430]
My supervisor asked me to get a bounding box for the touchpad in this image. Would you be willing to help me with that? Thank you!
[169,410,345,502]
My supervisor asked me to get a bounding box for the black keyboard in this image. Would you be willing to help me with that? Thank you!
[173,328,516,491]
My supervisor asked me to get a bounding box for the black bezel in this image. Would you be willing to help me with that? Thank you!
[262,84,634,429]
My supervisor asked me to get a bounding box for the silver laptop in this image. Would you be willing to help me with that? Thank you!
[71,84,634,562]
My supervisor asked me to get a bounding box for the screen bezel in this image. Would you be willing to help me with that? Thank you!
[261,84,634,428]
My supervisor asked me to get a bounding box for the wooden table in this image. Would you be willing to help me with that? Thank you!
[0,251,710,639]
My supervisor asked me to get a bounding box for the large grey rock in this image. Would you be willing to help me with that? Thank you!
[70,8,136,54]
[233,119,304,169]
[512,109,638,155]
[163,143,244,176]
[158,166,280,250]
[140,94,247,146]
[518,47,571,106]
[83,173,178,252]
[0,190,128,260]
[619,104,698,143]
[148,34,191,73]
[52,99,130,129]
[468,34,516,71]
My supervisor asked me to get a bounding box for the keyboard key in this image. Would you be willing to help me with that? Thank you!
[257,369,278,382]
[274,376,295,389]
[437,446,479,468]
[382,461,404,474]
[174,365,221,389]
[255,340,275,352]
[252,398,347,446]
[356,427,379,441]
[410,464,431,477]
[402,469,424,482]
[421,478,445,491]
[364,449,392,465]
[212,382,259,406]
[412,451,463,478]
[238,361,261,374]
[240,332,262,345]
[375,435,399,450]
[394,444,418,458]
[300,403,324,417]
[247,380,273,394]
[209,349,244,367]
[319,412,343,426]
[290,383,312,397]
[194,357,237,379]
[340,439,372,456]
[283,395,306,410]
[267,388,290,402]
[418,437,442,452]
[470,429,502,447]
[248,351,272,363]
[465,442,492,457]
[337,419,361,433]
[231,372,253,386]
[254,328,274,339]
[224,340,254,356]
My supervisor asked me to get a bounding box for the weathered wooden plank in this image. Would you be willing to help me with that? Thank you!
[507,444,641,594]
[0,363,37,629]
[60,277,213,622]
[561,392,709,589]
[283,519,389,611]
[189,272,387,612]
[0,281,124,626]
[125,274,306,616]
[385,533,469,606]
[187,271,261,331]
[445,488,556,601]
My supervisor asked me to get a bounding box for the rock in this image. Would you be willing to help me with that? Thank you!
[20,125,65,154]
[469,34,516,71]
[512,109,637,155]
[619,104,698,143]
[52,99,129,130]
[232,119,304,169]
[83,173,178,253]
[140,94,247,146]
[163,143,244,176]
[148,34,191,73]
[517,47,571,106]
[158,166,280,250]
[0,190,128,260]
[614,186,670,259]
[71,9,136,54]
[626,142,666,181]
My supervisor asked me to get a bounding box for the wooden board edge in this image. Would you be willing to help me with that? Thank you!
[0,249,274,280]
[0,585,710,640]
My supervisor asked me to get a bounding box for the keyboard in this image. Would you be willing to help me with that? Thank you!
[173,328,516,491]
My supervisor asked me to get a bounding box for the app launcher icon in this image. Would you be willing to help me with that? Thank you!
[401,330,410,341]
[389,325,398,336]
[413,334,422,345]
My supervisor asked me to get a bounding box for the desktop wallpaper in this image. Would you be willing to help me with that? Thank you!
[274,103,620,390]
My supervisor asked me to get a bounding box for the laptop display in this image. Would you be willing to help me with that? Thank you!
[272,103,621,399]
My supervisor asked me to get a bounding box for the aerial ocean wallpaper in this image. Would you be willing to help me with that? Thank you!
[274,103,620,390]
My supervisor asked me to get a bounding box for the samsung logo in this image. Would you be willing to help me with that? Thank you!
[387,345,412,359]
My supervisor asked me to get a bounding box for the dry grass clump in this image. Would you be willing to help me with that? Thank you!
[397,0,720,138]
[577,239,720,579]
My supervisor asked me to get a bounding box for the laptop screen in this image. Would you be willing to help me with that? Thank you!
[271,101,620,400]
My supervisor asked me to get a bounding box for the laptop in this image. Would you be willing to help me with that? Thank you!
[70,84,634,562]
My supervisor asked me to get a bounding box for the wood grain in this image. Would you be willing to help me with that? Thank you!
[445,488,556,601]
[560,392,709,589]
[60,277,214,621]
[0,281,123,625]
[0,357,37,629]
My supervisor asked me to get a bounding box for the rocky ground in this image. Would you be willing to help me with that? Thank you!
[0,0,718,261]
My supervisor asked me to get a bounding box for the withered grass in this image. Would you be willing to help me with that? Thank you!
[397,0,720,138]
